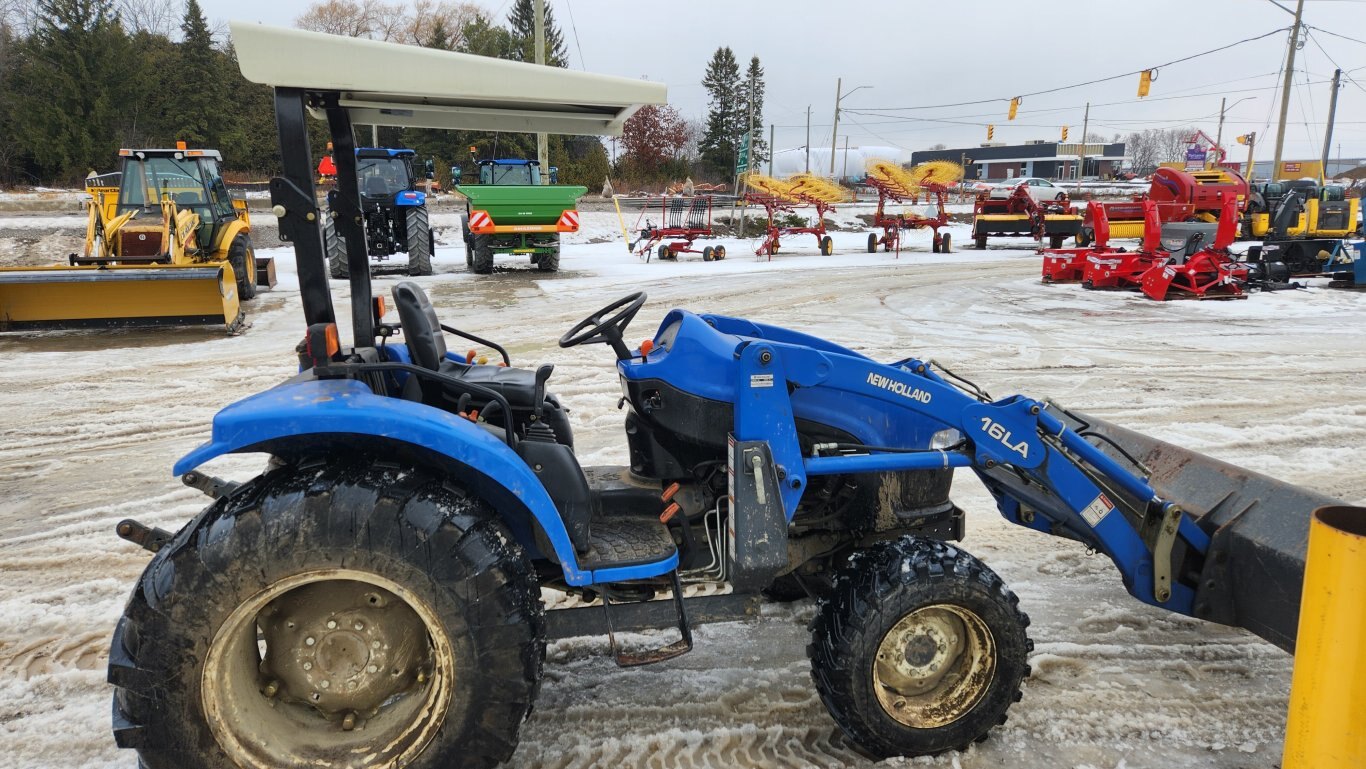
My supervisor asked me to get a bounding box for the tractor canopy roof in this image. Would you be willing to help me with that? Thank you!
[119,148,223,161]
[357,148,416,158]
[231,21,666,136]
[481,159,540,166]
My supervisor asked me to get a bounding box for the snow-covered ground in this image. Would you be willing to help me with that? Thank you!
[1,216,1363,768]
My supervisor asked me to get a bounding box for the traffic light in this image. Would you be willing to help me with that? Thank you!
[987,124,995,140]
[1008,97,1020,120]
[1138,69,1154,98]
[1236,134,1250,145]
[1061,126,1069,142]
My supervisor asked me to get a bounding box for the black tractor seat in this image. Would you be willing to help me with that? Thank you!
[391,281,573,446]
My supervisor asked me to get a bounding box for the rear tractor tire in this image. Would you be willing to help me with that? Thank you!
[227,233,257,301]
[406,206,434,276]
[324,216,349,280]
[108,460,545,769]
[471,234,494,274]
[809,537,1031,759]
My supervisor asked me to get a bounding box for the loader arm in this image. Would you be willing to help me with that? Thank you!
[702,313,1330,651]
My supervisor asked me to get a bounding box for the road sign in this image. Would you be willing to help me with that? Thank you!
[1184,146,1207,171]
[736,133,751,174]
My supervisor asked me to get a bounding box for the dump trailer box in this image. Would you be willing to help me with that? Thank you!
[0,264,243,331]
[458,184,587,229]
[1068,410,1341,652]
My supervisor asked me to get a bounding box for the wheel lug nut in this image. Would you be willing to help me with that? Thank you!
[354,621,364,631]
[320,680,331,689]
[303,661,313,671]
[305,636,315,646]
[327,620,337,630]
[894,699,906,710]
[341,711,357,731]
[367,664,379,674]
[262,680,279,698]
[372,641,381,650]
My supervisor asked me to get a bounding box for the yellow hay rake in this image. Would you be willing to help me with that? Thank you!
[742,172,851,258]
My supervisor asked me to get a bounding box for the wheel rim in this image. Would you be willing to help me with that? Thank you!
[872,603,995,729]
[203,569,454,769]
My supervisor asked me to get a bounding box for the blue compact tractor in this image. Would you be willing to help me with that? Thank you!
[107,23,1340,769]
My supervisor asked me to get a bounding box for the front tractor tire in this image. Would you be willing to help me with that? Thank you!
[406,206,434,276]
[809,537,1031,759]
[108,460,545,769]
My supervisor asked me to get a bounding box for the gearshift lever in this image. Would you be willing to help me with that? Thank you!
[532,364,554,421]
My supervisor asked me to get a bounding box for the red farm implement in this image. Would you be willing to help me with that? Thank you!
[630,195,726,262]
[863,160,961,255]
[1041,195,1247,300]
[972,185,1082,250]
[1078,166,1248,244]
[744,173,848,258]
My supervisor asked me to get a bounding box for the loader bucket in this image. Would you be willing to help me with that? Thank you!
[1067,410,1342,653]
[0,264,243,331]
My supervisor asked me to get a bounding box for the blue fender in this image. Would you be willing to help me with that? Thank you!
[173,377,595,585]
[393,190,427,207]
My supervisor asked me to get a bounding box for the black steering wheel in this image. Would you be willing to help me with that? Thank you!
[559,291,647,360]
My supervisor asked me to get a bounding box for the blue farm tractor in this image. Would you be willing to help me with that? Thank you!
[107,23,1343,769]
[324,147,435,279]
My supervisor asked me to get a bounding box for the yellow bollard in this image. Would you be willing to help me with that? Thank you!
[1283,505,1366,768]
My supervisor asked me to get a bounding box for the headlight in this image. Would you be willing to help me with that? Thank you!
[930,428,962,450]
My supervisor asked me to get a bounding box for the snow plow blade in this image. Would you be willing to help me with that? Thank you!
[0,264,243,332]
[1068,410,1341,652]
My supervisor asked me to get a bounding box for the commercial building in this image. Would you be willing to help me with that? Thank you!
[910,141,1127,182]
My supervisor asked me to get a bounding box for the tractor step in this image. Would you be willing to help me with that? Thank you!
[599,570,693,667]
[580,515,676,571]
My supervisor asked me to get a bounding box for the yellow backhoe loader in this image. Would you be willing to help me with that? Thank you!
[0,146,275,331]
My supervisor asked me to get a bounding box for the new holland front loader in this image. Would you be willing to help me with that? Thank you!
[0,147,272,331]
[107,24,1349,769]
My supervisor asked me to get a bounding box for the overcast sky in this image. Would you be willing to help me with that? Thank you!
[202,0,1365,162]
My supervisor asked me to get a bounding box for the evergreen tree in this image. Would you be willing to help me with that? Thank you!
[698,46,740,180]
[171,0,220,147]
[506,0,567,67]
[7,0,131,180]
[739,55,766,166]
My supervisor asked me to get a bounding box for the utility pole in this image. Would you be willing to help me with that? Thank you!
[829,78,841,175]
[805,106,811,173]
[842,136,850,181]
[1321,68,1342,177]
[768,123,775,177]
[534,0,549,184]
[1272,0,1305,180]
[1076,101,1089,192]
[1215,97,1227,162]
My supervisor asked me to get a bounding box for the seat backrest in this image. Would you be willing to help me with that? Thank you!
[363,174,391,198]
[392,281,446,370]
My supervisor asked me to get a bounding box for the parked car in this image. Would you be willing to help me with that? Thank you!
[987,177,1069,203]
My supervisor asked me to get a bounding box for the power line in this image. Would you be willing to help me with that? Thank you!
[856,27,1290,112]
[562,0,586,69]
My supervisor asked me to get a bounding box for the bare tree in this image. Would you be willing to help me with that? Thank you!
[1159,127,1195,164]
[115,0,179,36]
[1124,130,1159,173]
[296,0,385,38]
[406,0,481,47]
